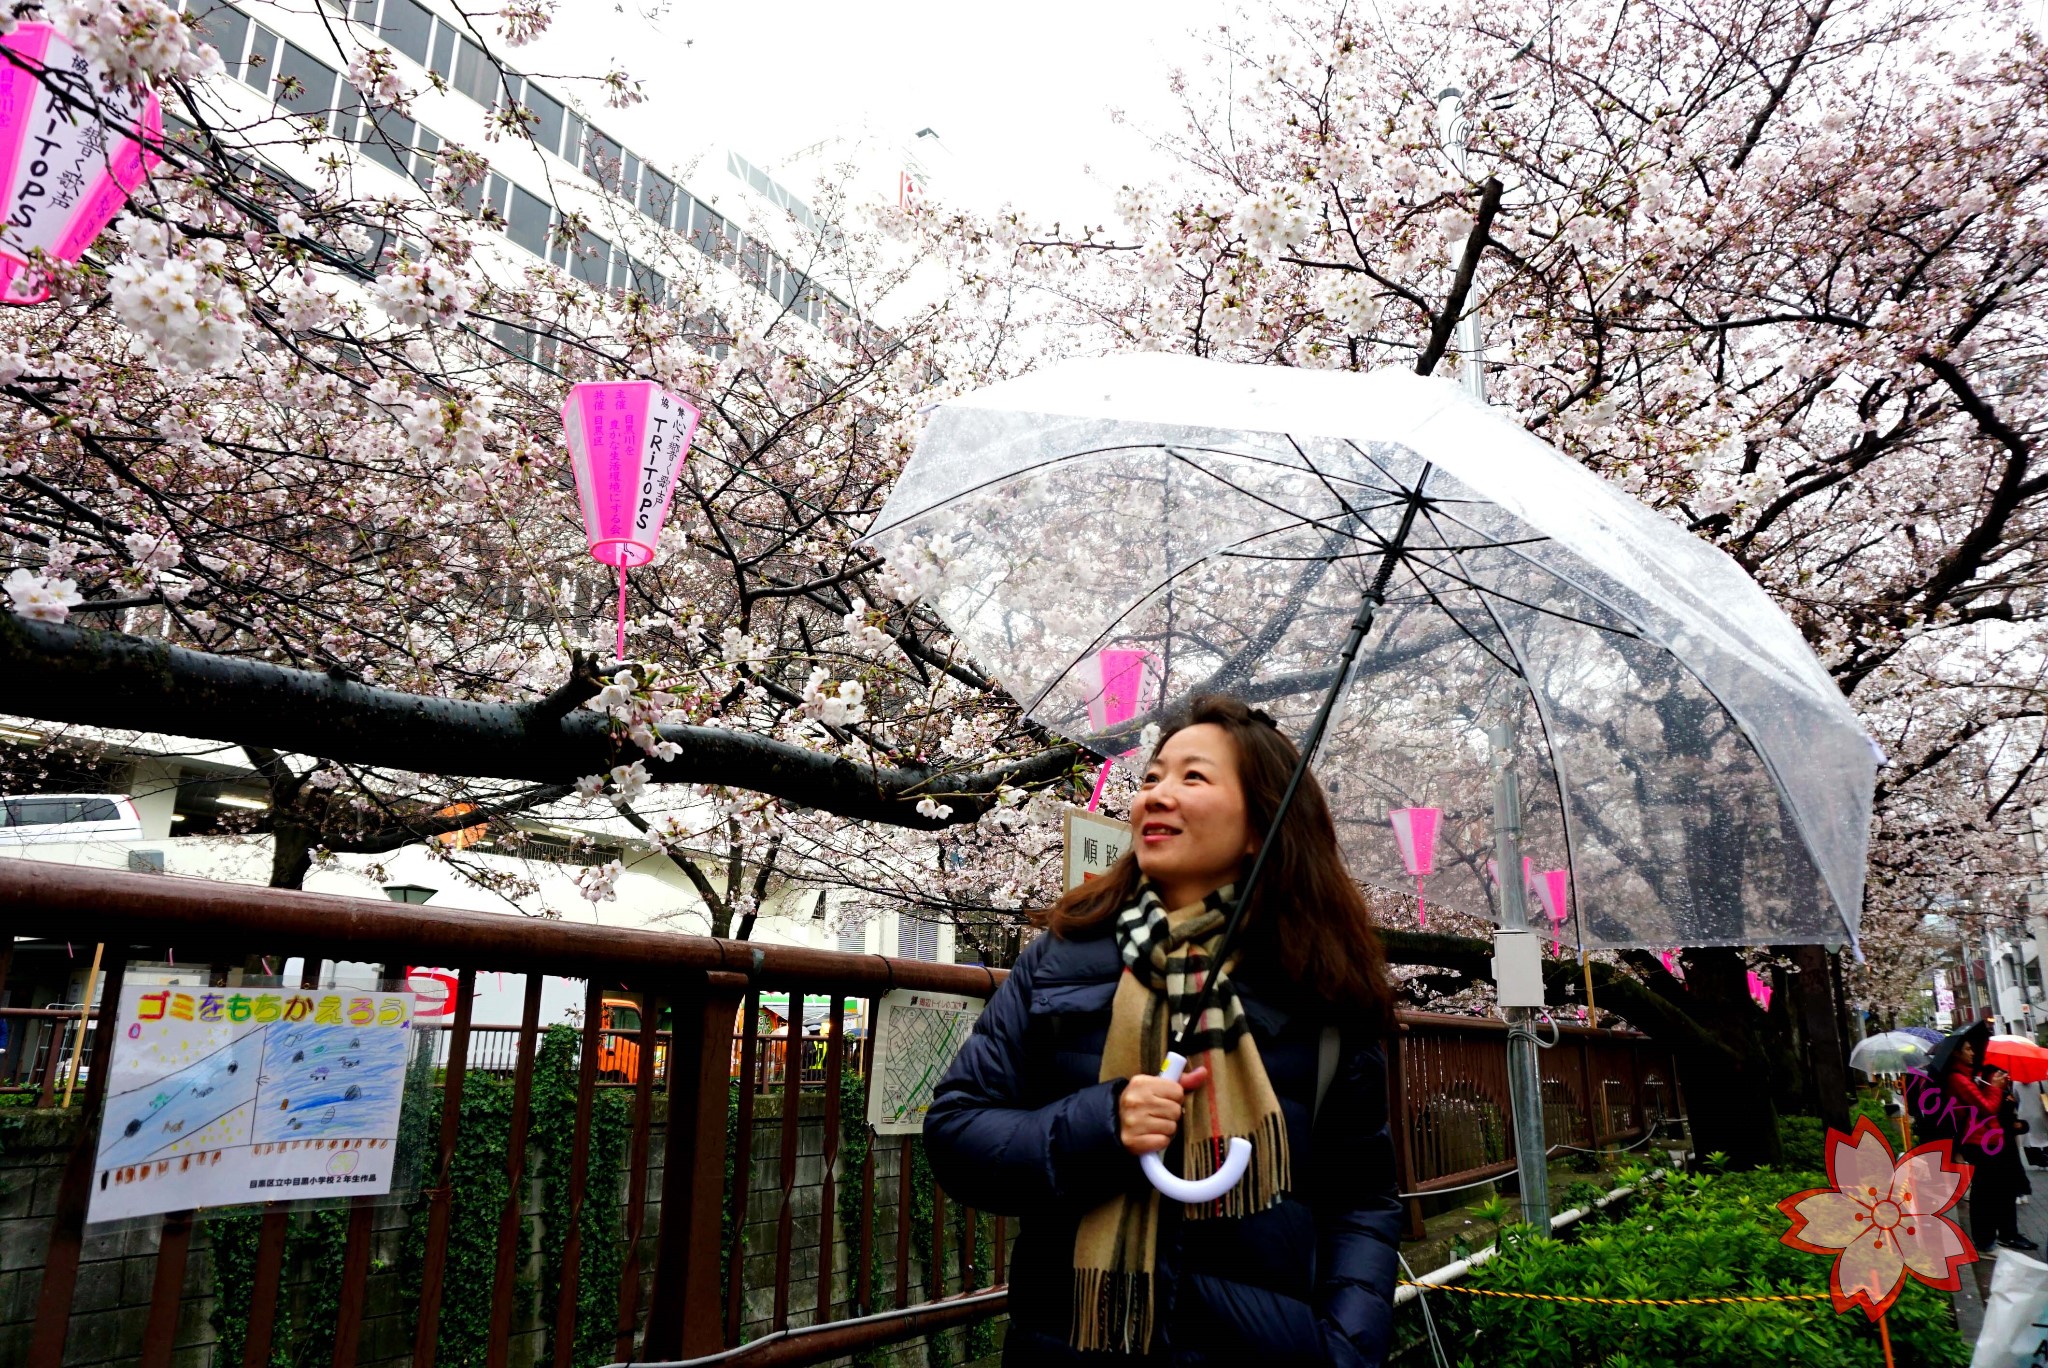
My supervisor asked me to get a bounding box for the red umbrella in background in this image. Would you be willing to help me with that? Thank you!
[1985,1034,2048,1083]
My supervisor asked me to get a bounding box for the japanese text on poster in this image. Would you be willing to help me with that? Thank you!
[88,985,414,1223]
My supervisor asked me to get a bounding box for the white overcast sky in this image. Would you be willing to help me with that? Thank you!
[514,0,1237,224]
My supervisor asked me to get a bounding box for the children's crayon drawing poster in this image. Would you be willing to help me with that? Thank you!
[88,984,415,1223]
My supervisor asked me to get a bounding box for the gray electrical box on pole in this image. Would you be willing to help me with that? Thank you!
[1490,723,1551,1230]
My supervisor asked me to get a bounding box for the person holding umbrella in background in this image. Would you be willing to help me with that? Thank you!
[1931,1022,2012,1290]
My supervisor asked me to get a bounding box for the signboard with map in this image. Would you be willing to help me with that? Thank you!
[88,984,414,1223]
[865,988,985,1135]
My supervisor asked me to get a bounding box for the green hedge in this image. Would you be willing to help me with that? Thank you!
[1427,1164,1968,1367]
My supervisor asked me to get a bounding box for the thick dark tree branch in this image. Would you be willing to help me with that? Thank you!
[0,616,1084,829]
[1413,178,1504,378]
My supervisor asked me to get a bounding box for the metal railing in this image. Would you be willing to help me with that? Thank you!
[1,860,1678,1367]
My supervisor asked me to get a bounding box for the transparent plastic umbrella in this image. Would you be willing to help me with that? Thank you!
[871,354,1876,1206]
[1848,1032,1933,1078]
[869,353,1874,956]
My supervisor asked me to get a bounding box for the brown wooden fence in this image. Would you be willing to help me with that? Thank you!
[0,860,1678,1368]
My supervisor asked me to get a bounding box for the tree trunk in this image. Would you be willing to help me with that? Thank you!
[1790,943,1852,1132]
[1676,947,1787,1167]
[271,821,314,889]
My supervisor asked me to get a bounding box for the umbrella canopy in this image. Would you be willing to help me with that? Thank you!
[870,355,1875,952]
[1898,1026,1945,1048]
[1986,1035,2048,1085]
[1926,1020,1991,1080]
[1847,1031,1933,1078]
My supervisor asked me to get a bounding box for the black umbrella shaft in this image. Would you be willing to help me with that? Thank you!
[1170,478,1431,1057]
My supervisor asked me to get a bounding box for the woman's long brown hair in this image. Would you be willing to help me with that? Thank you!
[1033,693,1395,1024]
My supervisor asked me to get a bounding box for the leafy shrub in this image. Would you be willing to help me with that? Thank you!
[1428,1166,1968,1367]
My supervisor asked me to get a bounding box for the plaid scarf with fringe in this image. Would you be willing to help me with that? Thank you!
[1070,881,1290,1355]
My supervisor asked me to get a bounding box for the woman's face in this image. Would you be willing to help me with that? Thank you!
[1131,723,1258,907]
[1960,1040,1978,1068]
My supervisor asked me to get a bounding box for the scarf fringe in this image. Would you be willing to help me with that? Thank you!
[1181,1110,1292,1220]
[1071,1266,1154,1355]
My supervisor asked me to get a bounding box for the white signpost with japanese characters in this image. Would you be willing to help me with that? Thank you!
[88,984,414,1223]
[1062,805,1130,890]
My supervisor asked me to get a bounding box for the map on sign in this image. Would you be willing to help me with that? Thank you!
[866,988,984,1135]
[1063,806,1130,890]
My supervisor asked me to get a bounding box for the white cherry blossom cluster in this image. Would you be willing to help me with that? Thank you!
[57,0,219,87]
[4,568,81,622]
[801,669,866,726]
[372,254,474,328]
[105,217,252,373]
[575,859,623,904]
[345,45,412,109]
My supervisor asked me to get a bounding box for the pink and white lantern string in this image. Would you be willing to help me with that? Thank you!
[0,23,163,306]
[1387,807,1440,927]
[562,381,701,660]
[1080,647,1157,811]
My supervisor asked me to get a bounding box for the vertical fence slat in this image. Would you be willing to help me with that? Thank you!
[413,966,477,1368]
[725,986,759,1347]
[816,993,844,1324]
[27,948,126,1368]
[487,972,546,1368]
[772,987,803,1331]
[895,1135,913,1308]
[645,973,745,1361]
[855,1002,879,1316]
[615,987,665,1358]
[961,1206,978,1293]
[929,1174,946,1301]
[552,977,608,1368]
[328,1195,377,1368]
[137,1209,194,1368]
[245,957,326,1368]
[481,970,540,1368]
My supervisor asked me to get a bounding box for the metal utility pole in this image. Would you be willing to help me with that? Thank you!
[1436,88,1488,403]
[1490,724,1550,1230]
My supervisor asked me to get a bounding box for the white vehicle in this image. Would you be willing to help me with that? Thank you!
[0,794,145,845]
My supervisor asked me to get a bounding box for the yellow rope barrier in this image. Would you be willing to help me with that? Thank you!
[1397,1281,1828,1307]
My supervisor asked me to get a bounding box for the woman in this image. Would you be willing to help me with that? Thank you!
[1936,1025,2013,1267]
[925,695,1403,1366]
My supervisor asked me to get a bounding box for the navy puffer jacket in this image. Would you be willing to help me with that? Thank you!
[924,927,1403,1366]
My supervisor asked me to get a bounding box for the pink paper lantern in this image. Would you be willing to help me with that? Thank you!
[0,23,163,306]
[1660,949,1685,981]
[1079,647,1157,811]
[1748,969,1773,1012]
[561,380,701,659]
[1387,807,1440,927]
[1530,868,1569,954]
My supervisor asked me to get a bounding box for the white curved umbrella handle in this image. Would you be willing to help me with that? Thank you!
[1138,1052,1254,1204]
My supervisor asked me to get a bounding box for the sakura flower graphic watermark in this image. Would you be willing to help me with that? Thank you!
[1778,1117,1976,1365]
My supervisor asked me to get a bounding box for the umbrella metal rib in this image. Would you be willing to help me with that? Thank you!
[1168,468,1435,1058]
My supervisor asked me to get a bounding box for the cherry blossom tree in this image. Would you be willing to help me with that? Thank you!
[0,0,1083,903]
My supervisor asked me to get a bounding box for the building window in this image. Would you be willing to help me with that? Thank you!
[275,44,342,130]
[505,181,551,257]
[625,256,665,302]
[837,919,865,955]
[243,23,282,92]
[451,36,505,106]
[521,81,565,157]
[582,126,623,193]
[639,168,675,227]
[899,917,939,962]
[360,107,416,178]
[570,229,610,286]
[428,19,456,81]
[407,128,441,191]
[373,0,433,65]
[188,2,251,81]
